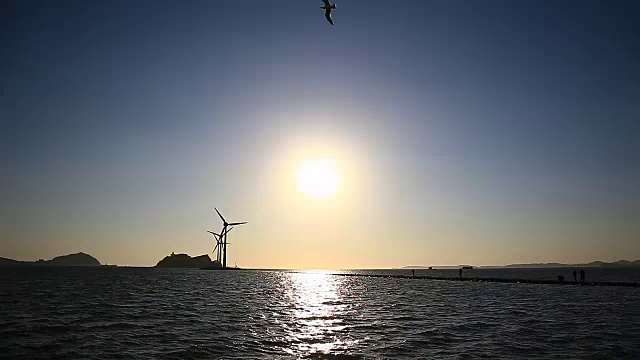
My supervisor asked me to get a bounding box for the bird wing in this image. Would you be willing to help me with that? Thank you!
[322,0,331,6]
[325,10,334,25]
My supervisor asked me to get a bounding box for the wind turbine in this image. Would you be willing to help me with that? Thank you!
[206,226,234,264]
[214,207,247,268]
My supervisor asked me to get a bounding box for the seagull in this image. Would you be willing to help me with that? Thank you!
[321,0,336,25]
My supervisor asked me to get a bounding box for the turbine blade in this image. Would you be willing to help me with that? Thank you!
[228,221,247,226]
[207,231,220,237]
[213,243,219,251]
[214,207,226,223]
[224,226,234,235]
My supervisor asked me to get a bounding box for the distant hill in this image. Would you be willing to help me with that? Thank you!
[155,253,218,269]
[588,260,640,267]
[403,260,640,269]
[49,253,100,266]
[0,257,22,266]
[0,252,101,266]
[502,263,567,268]
[503,260,640,268]
[402,265,470,270]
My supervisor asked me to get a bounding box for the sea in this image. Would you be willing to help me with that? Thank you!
[1,267,639,359]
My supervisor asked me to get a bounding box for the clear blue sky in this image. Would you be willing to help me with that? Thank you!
[3,0,639,267]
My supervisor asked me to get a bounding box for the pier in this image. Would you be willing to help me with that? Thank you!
[322,272,638,287]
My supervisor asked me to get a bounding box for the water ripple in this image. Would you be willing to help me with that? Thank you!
[1,267,639,359]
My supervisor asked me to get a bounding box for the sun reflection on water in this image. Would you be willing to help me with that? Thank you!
[281,271,359,356]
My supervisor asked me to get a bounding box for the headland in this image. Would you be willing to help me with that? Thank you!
[155,253,218,268]
[0,252,101,267]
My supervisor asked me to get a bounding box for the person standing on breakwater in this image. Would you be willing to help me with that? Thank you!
[459,268,462,279]
[412,269,415,278]
[573,269,578,283]
[580,269,586,283]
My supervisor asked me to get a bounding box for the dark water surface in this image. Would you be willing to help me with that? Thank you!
[1,267,639,359]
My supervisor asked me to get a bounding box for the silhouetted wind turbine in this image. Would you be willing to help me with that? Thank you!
[321,0,336,25]
[214,207,246,268]
[207,226,234,264]
[206,231,221,262]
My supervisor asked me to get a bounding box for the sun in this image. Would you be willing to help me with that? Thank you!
[296,159,340,198]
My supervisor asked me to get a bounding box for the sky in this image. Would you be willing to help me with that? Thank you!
[3,0,639,268]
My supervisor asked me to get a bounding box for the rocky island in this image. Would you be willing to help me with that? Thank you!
[154,253,221,269]
[0,252,101,266]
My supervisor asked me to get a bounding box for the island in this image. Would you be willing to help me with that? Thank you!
[155,252,221,269]
[403,260,640,269]
[0,252,101,266]
[502,260,640,268]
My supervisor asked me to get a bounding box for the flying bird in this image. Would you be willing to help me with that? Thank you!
[321,0,336,25]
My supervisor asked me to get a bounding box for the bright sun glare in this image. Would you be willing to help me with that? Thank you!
[296,159,340,198]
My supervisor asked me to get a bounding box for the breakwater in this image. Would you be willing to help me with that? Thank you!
[322,272,638,287]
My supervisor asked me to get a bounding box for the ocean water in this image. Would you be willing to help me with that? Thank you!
[1,267,639,359]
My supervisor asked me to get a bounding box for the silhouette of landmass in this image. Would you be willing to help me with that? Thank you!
[155,253,220,269]
[0,252,101,266]
[403,260,640,269]
[0,257,22,266]
[402,265,474,270]
[502,260,640,268]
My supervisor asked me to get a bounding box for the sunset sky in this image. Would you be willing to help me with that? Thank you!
[4,0,639,268]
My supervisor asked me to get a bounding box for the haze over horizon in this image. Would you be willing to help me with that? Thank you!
[4,0,639,268]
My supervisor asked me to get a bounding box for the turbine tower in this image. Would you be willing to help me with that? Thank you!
[214,207,246,268]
